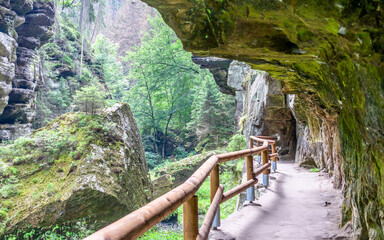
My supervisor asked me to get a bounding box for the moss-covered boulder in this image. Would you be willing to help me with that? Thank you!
[141,0,383,238]
[0,103,152,235]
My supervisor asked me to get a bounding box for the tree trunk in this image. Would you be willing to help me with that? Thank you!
[162,113,173,159]
[80,33,84,76]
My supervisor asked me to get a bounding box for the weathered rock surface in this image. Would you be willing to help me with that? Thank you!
[0,103,152,233]
[239,69,296,156]
[192,56,234,95]
[0,0,54,141]
[143,0,384,238]
[0,32,16,113]
[196,57,296,155]
[289,94,343,188]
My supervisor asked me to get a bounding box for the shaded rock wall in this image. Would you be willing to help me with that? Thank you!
[289,94,344,188]
[194,57,296,156]
[191,56,234,94]
[0,0,54,141]
[228,62,296,156]
[142,0,384,238]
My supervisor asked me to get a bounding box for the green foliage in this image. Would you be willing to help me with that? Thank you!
[91,34,126,104]
[139,226,182,239]
[124,14,203,159]
[2,219,95,240]
[310,168,320,173]
[188,73,235,152]
[195,163,242,220]
[145,151,163,169]
[124,14,234,160]
[72,83,107,115]
[227,134,247,152]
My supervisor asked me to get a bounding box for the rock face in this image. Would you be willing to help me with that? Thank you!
[195,57,296,156]
[192,56,234,94]
[0,0,54,142]
[228,62,296,156]
[142,0,384,238]
[0,103,152,233]
[289,94,343,188]
[103,0,156,56]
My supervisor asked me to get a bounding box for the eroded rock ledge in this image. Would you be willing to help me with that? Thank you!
[143,0,384,238]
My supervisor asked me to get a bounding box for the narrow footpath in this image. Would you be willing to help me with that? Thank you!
[211,160,351,240]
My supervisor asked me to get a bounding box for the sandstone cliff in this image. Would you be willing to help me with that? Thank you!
[143,1,384,238]
[0,0,54,141]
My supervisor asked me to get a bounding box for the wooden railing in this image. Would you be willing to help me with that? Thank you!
[84,136,278,240]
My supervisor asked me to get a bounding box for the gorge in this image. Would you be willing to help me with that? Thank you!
[0,0,383,239]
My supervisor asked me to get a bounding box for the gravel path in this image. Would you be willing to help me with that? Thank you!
[210,160,351,240]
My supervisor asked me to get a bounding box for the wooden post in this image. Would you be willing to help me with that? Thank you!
[246,155,255,202]
[262,148,270,187]
[250,138,254,149]
[210,164,220,228]
[271,143,277,172]
[257,141,261,164]
[246,155,254,180]
[183,195,198,240]
[210,164,219,202]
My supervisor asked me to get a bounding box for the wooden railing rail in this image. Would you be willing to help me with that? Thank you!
[84,136,279,240]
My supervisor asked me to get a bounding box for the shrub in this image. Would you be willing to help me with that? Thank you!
[310,168,320,172]
[72,84,107,115]
[3,219,95,240]
[227,134,247,152]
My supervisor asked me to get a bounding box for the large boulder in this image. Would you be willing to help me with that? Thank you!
[0,103,152,234]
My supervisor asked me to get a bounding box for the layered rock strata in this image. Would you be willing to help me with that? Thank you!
[0,0,54,141]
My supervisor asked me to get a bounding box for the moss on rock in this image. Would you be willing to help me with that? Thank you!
[142,0,384,238]
[0,103,152,235]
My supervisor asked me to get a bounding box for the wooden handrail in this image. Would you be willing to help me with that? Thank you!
[221,162,270,203]
[197,185,223,240]
[84,136,278,240]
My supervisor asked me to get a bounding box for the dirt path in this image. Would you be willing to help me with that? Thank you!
[210,160,351,240]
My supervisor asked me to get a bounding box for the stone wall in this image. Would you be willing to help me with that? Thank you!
[228,62,296,157]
